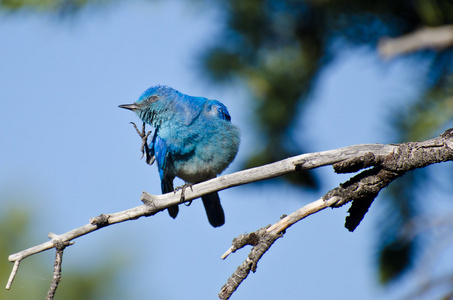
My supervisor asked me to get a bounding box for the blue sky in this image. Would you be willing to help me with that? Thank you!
[0,1,450,299]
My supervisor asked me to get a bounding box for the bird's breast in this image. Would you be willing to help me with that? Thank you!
[170,121,240,183]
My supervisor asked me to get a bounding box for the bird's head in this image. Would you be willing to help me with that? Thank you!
[119,85,177,125]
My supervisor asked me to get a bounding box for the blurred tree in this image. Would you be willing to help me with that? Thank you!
[2,0,453,297]
[0,0,109,15]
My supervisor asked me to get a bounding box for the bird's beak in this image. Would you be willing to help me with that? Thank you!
[118,103,139,111]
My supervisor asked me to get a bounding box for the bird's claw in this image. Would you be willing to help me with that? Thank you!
[174,183,193,204]
[130,122,152,162]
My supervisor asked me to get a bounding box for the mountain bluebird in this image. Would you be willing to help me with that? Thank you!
[119,85,240,227]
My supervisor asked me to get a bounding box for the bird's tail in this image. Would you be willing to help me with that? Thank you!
[167,205,179,219]
[201,192,225,227]
[162,177,179,219]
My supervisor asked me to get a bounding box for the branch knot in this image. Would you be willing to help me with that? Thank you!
[90,214,110,227]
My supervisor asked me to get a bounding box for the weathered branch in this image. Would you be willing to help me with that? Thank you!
[45,235,69,300]
[5,129,453,300]
[218,195,341,299]
[218,129,453,299]
[378,25,453,59]
[6,143,397,268]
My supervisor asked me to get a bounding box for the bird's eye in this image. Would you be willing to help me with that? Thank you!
[148,95,158,103]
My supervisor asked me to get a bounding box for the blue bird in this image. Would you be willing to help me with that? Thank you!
[119,85,240,227]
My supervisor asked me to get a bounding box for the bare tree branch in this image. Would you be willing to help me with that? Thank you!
[6,143,397,268]
[46,249,63,300]
[5,129,453,300]
[45,235,69,300]
[379,25,453,59]
[219,129,453,299]
[5,261,19,290]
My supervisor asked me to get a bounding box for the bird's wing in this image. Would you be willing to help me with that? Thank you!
[152,133,175,194]
[146,130,158,166]
[205,100,231,122]
[152,134,167,173]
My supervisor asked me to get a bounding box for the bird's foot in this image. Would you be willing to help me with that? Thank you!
[174,183,193,204]
[130,122,154,165]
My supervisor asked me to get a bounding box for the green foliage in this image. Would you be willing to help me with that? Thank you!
[378,239,413,283]
[0,0,56,11]
[0,0,107,14]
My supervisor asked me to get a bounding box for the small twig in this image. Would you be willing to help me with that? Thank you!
[218,196,340,299]
[219,228,281,299]
[221,196,340,260]
[5,260,20,290]
[46,240,66,300]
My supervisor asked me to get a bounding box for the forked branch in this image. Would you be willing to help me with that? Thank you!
[219,129,453,299]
